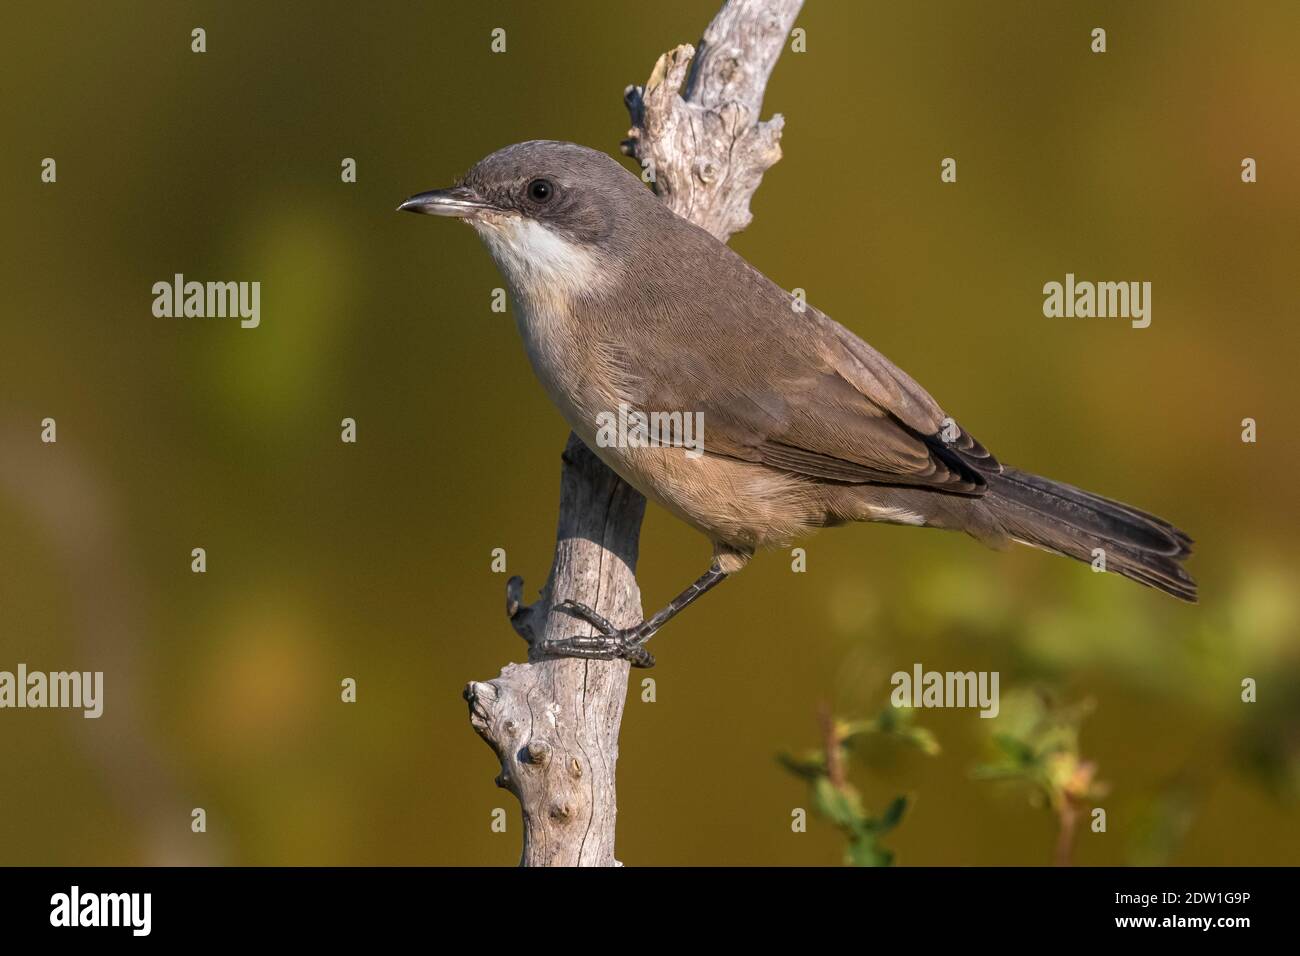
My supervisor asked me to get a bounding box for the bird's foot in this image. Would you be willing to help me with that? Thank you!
[535,600,655,668]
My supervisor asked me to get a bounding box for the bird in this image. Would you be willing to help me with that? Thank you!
[400,140,1195,667]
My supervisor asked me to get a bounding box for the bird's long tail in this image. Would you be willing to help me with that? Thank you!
[988,467,1196,602]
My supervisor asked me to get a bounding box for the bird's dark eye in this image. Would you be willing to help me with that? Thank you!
[526,178,555,203]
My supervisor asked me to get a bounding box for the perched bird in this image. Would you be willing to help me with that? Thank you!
[400,141,1195,667]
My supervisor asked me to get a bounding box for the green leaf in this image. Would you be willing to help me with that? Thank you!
[875,795,908,833]
[777,750,827,781]
[898,725,942,756]
[840,717,882,741]
[992,733,1037,765]
[842,707,941,755]
[813,777,865,829]
[846,835,894,867]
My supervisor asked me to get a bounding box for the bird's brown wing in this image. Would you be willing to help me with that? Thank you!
[629,302,1000,494]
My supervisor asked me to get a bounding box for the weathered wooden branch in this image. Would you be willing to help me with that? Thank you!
[463,0,804,867]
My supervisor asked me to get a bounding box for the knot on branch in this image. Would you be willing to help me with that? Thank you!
[463,679,505,746]
[623,39,788,242]
[464,667,566,795]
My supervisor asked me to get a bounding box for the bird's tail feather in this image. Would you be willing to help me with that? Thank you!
[989,467,1196,602]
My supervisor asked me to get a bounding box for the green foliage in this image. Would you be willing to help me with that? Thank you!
[972,688,1108,814]
[811,556,1300,864]
[842,706,942,757]
[971,688,1109,865]
[779,706,937,866]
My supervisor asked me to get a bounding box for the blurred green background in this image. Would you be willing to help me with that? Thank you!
[1,0,1297,866]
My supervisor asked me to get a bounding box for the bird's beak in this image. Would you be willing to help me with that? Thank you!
[397,185,496,218]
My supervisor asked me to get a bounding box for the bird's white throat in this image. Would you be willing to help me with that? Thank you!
[471,214,608,302]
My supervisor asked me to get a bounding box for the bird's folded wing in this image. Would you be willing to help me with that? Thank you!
[630,305,1000,494]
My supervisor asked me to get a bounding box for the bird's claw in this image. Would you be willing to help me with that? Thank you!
[538,600,655,668]
[555,598,618,634]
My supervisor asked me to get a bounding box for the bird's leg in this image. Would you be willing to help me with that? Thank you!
[538,561,729,668]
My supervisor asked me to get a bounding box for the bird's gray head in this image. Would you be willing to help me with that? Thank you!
[399,141,660,299]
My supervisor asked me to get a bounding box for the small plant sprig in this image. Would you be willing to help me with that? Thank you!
[779,703,939,866]
[972,688,1109,866]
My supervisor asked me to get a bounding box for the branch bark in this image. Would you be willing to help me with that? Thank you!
[463,0,804,867]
